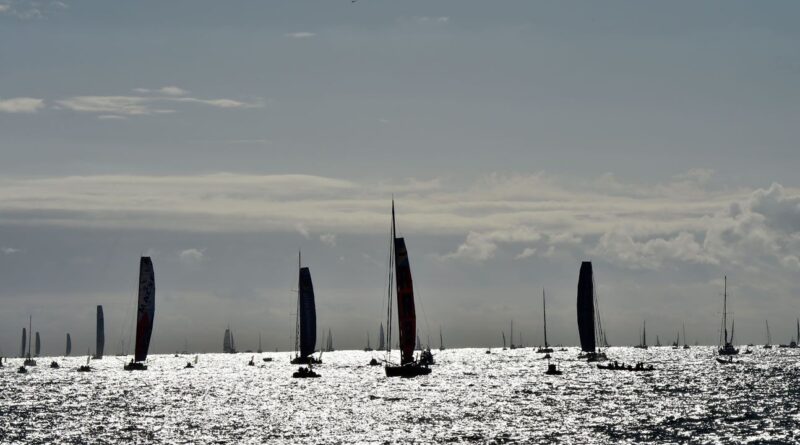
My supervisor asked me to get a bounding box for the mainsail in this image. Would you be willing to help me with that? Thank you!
[20,328,26,358]
[297,261,317,359]
[223,328,232,353]
[66,333,72,356]
[393,201,417,366]
[577,261,596,353]
[134,257,156,363]
[96,305,105,359]
[35,332,41,356]
[378,323,386,351]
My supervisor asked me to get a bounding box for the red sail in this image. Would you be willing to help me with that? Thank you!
[394,237,416,365]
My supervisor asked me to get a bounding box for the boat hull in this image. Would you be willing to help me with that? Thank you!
[385,363,431,378]
[124,362,148,371]
[290,356,322,365]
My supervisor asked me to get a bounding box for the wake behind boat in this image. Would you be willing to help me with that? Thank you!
[383,200,431,378]
[124,257,155,371]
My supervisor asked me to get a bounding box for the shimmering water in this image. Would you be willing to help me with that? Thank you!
[1,347,799,444]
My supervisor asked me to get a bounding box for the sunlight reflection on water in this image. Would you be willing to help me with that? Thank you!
[1,347,799,444]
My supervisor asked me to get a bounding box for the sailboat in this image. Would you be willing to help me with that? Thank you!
[66,333,72,356]
[257,333,262,354]
[655,336,661,347]
[682,323,690,349]
[124,257,156,371]
[509,320,517,349]
[384,200,432,378]
[93,305,104,359]
[78,349,91,372]
[576,261,607,362]
[23,316,36,366]
[364,331,373,352]
[291,252,321,365]
[326,328,334,352]
[378,323,386,351]
[789,319,799,348]
[764,320,772,349]
[634,321,648,349]
[502,331,507,351]
[537,289,554,354]
[34,332,41,357]
[672,331,680,349]
[718,276,739,356]
[439,327,445,351]
[222,326,237,353]
[20,327,26,358]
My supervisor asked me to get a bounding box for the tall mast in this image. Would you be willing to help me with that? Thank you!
[542,288,548,348]
[723,276,728,345]
[295,251,301,356]
[28,315,32,357]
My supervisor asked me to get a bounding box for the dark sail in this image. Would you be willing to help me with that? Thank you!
[20,328,26,358]
[96,305,105,359]
[577,261,596,353]
[35,332,41,356]
[66,333,72,356]
[223,328,232,353]
[394,236,417,365]
[298,267,317,359]
[134,257,156,363]
[378,323,386,351]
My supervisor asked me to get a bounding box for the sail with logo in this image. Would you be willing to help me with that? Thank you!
[125,257,155,371]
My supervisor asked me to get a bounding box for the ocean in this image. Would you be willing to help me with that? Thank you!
[1,347,798,444]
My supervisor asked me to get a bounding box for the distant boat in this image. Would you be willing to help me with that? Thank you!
[20,327,26,358]
[415,331,423,351]
[509,320,517,349]
[536,288,554,354]
[764,320,772,349]
[502,331,507,351]
[576,261,607,362]
[223,326,237,353]
[718,276,739,356]
[378,323,386,351]
[655,336,661,347]
[634,321,648,349]
[78,349,91,372]
[23,316,36,367]
[671,331,679,349]
[65,333,72,356]
[257,333,262,354]
[682,323,690,349]
[93,305,105,360]
[326,328,334,352]
[791,319,799,348]
[364,331,373,352]
[383,200,431,378]
[291,251,321,365]
[34,332,41,357]
[124,257,156,371]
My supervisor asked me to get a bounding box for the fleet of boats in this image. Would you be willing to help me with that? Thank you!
[4,202,797,378]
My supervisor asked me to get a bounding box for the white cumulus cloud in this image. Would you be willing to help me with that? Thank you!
[0,97,44,113]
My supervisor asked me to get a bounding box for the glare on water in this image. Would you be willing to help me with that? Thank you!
[1,347,799,444]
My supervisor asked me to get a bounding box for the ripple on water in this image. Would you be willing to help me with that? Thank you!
[1,347,800,443]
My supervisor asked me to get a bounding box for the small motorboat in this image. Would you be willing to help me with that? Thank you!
[17,366,27,374]
[419,350,435,366]
[262,357,273,362]
[544,363,562,375]
[49,361,60,369]
[247,356,255,366]
[292,366,320,378]
[184,362,194,369]
[369,358,380,366]
[385,362,432,378]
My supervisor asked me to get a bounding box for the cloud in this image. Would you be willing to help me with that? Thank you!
[295,222,310,239]
[515,247,537,260]
[97,114,127,120]
[443,227,542,261]
[413,16,450,24]
[0,4,9,12]
[55,90,263,117]
[134,86,188,96]
[284,32,316,39]
[178,248,205,264]
[1,247,20,254]
[0,97,45,113]
[592,230,718,270]
[319,233,337,247]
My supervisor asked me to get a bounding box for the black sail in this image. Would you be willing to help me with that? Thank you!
[577,261,596,353]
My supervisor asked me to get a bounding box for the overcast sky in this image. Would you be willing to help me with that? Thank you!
[2,0,799,355]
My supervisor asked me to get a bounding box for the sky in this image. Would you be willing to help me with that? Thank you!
[1,0,800,356]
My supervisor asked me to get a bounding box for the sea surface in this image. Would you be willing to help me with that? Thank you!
[1,347,799,444]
